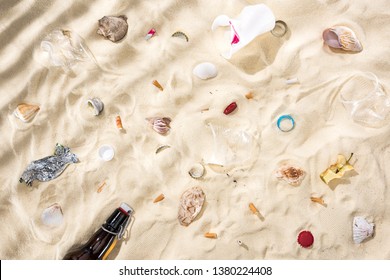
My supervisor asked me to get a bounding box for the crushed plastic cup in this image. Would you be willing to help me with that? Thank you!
[340,72,390,128]
[204,120,260,173]
[211,4,276,59]
[35,29,98,74]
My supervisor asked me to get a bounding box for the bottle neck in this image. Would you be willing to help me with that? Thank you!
[101,205,132,239]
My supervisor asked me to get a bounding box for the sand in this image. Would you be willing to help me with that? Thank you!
[1,0,390,260]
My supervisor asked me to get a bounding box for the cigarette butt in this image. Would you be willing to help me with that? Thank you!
[310,196,326,206]
[245,92,254,99]
[204,232,217,239]
[116,115,123,130]
[249,203,259,214]
[97,181,106,193]
[152,80,164,91]
[153,193,165,203]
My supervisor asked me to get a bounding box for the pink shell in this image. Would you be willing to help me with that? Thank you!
[323,26,362,52]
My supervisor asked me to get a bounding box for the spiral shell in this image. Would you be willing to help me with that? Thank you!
[323,26,362,52]
[146,117,171,135]
[87,98,104,116]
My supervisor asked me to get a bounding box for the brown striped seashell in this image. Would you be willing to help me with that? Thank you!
[14,103,40,122]
[178,186,205,226]
[97,15,128,42]
[323,26,362,52]
[146,117,172,135]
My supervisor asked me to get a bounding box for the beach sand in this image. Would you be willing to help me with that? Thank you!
[1,0,390,259]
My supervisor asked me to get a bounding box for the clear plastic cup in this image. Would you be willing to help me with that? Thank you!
[340,72,390,128]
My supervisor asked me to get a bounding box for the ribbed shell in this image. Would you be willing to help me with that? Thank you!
[14,103,40,122]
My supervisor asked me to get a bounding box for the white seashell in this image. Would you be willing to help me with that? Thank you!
[193,62,218,80]
[178,186,205,226]
[146,117,172,135]
[323,26,363,52]
[14,103,40,122]
[353,216,374,244]
[275,163,305,186]
[41,203,64,227]
[188,163,205,179]
[87,98,104,116]
[98,145,115,161]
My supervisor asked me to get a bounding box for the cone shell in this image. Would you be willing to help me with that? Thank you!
[178,186,205,226]
[41,203,64,227]
[323,26,363,52]
[14,103,40,122]
[353,216,374,244]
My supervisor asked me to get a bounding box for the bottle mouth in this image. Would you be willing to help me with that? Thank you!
[119,202,134,216]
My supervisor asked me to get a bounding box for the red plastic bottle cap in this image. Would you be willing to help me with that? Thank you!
[297,231,314,248]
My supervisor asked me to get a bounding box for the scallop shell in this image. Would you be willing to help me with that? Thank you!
[14,103,40,122]
[193,62,218,80]
[275,164,305,186]
[41,203,64,227]
[323,26,362,52]
[97,15,128,42]
[146,117,172,135]
[87,98,104,116]
[188,163,205,179]
[178,186,205,226]
[353,216,374,244]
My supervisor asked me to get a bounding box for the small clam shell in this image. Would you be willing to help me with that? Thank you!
[14,103,40,122]
[41,203,64,227]
[193,62,218,80]
[353,216,374,244]
[323,26,362,52]
[97,15,128,42]
[146,117,172,135]
[87,98,104,116]
[178,186,205,226]
[188,163,205,179]
[171,31,189,42]
[275,163,305,186]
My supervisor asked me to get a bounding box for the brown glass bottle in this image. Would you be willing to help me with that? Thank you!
[63,203,133,260]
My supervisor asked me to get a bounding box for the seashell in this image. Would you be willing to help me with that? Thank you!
[323,26,362,52]
[245,92,254,99]
[178,186,205,226]
[146,117,171,135]
[97,15,128,42]
[171,31,189,42]
[188,163,205,179]
[87,98,104,116]
[353,216,374,244]
[14,103,40,122]
[41,203,64,227]
[193,62,218,80]
[275,164,305,186]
